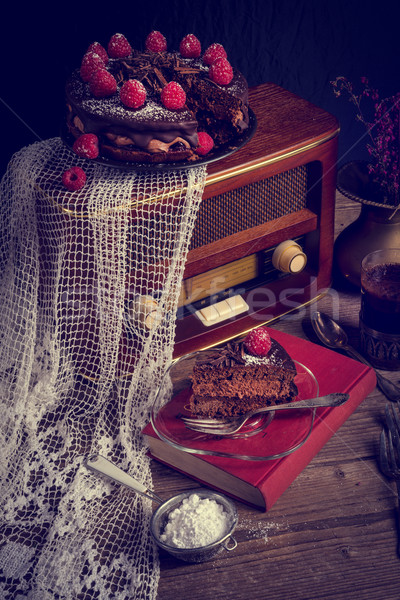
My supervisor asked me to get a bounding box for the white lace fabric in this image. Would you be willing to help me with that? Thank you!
[0,138,207,599]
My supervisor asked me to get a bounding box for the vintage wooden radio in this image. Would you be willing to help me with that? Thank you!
[173,82,339,357]
[36,82,338,379]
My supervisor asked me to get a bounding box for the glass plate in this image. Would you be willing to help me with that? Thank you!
[60,108,257,172]
[150,349,319,461]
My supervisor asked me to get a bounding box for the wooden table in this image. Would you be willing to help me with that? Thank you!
[152,192,400,600]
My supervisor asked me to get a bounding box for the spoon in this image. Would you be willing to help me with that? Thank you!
[311,311,400,402]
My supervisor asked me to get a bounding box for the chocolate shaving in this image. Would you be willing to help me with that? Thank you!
[197,342,246,368]
[109,51,203,96]
[175,66,202,74]
[153,67,169,88]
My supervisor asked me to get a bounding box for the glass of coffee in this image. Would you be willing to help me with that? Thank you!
[359,248,400,370]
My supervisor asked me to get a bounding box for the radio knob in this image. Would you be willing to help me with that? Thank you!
[272,240,307,274]
[126,295,161,331]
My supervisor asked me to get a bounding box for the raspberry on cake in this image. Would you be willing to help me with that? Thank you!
[87,42,109,65]
[196,132,214,155]
[203,43,227,65]
[80,52,106,82]
[120,79,146,108]
[145,30,167,53]
[107,33,132,58]
[209,58,234,85]
[65,32,250,163]
[179,34,201,58]
[190,336,298,418]
[72,134,99,159]
[89,69,117,98]
[161,81,186,110]
[243,327,272,357]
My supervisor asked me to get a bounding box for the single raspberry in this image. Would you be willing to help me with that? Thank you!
[203,42,227,65]
[107,33,132,58]
[89,69,117,98]
[80,52,105,82]
[72,133,99,159]
[145,30,167,53]
[161,81,186,110]
[179,34,201,58]
[209,57,233,85]
[243,327,272,357]
[120,79,146,108]
[62,166,86,191]
[87,41,109,64]
[196,132,214,155]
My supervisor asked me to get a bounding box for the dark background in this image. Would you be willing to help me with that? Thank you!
[1,0,398,178]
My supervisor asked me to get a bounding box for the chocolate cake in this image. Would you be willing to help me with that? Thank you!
[65,32,249,164]
[190,339,298,418]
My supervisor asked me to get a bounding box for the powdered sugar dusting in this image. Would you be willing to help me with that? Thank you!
[244,344,286,367]
[70,73,193,123]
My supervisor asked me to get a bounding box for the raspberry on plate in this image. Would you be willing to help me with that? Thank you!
[87,41,109,64]
[120,79,146,109]
[161,81,186,110]
[243,327,272,357]
[62,166,86,191]
[72,134,99,159]
[145,30,167,53]
[179,34,201,58]
[196,131,214,155]
[107,33,132,58]
[80,52,105,82]
[203,43,227,65]
[89,69,117,98]
[209,58,233,85]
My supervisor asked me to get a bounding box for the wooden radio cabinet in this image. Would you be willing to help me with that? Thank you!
[174,82,339,356]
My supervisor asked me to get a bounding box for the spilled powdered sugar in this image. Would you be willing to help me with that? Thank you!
[237,517,288,544]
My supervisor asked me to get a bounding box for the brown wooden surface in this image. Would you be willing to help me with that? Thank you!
[152,192,400,600]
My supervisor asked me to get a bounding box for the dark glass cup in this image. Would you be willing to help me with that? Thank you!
[359,248,400,370]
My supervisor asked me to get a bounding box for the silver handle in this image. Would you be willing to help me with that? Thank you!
[85,454,163,504]
[270,392,349,411]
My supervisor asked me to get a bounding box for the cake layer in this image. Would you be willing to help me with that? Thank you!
[190,338,298,418]
[192,363,296,399]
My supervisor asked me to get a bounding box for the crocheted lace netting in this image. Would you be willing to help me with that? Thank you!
[0,138,207,599]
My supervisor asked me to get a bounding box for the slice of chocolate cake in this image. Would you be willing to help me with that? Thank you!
[190,338,298,418]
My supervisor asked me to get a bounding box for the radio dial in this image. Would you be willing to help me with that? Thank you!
[272,240,307,274]
[126,295,161,330]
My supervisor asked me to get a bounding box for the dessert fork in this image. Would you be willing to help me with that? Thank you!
[181,392,349,436]
[379,401,400,558]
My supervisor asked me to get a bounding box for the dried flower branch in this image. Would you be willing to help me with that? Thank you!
[331,76,400,206]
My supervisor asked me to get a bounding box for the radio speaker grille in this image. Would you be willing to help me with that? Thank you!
[189,165,308,250]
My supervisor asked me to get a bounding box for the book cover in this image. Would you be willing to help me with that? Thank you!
[143,329,377,510]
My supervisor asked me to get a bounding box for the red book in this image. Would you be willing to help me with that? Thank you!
[143,329,376,511]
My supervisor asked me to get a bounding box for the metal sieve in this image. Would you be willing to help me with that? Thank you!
[85,454,238,563]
